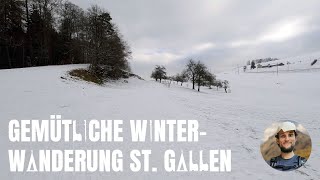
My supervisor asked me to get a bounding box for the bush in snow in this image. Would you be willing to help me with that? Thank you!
[222,80,229,93]
[151,65,167,82]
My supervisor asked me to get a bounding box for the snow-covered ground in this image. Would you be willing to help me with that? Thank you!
[0,64,320,179]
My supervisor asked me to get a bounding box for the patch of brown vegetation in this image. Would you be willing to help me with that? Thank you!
[69,68,103,85]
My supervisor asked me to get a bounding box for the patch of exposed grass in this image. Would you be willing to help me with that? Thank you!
[69,68,103,85]
[295,146,312,159]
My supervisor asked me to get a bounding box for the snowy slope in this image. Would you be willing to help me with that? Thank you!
[0,64,320,179]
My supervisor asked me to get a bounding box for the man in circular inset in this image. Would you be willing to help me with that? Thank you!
[268,121,306,171]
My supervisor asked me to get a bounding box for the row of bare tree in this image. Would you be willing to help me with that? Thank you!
[151,59,229,92]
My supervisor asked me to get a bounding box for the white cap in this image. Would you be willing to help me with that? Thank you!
[277,121,296,133]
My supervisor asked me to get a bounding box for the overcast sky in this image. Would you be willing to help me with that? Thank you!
[70,0,320,78]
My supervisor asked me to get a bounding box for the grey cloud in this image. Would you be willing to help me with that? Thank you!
[70,0,320,78]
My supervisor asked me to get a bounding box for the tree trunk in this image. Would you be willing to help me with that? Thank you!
[22,44,25,67]
[25,0,29,25]
[6,46,12,68]
[12,46,17,67]
[192,76,195,89]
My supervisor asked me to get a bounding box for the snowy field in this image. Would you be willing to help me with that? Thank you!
[0,64,320,180]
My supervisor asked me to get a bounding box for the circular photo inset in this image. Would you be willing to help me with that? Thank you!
[260,121,311,171]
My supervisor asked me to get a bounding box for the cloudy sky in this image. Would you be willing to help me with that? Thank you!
[70,0,320,78]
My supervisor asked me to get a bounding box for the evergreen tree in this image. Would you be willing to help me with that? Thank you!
[0,0,131,74]
[0,0,25,68]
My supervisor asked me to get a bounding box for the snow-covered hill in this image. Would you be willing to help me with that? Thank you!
[0,64,319,179]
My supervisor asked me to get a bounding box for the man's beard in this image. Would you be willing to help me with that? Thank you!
[280,145,295,153]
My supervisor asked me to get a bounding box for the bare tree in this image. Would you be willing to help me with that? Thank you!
[185,59,197,89]
[204,71,216,89]
[175,71,188,86]
[222,80,229,93]
[195,61,208,92]
[151,65,166,82]
[213,79,222,91]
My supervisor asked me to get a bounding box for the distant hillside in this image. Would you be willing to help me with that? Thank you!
[245,51,320,73]
[247,57,279,65]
